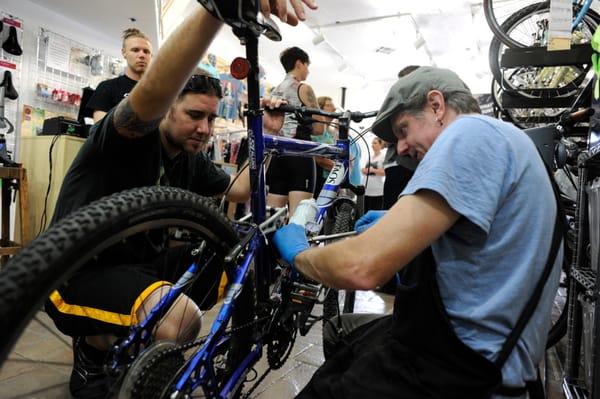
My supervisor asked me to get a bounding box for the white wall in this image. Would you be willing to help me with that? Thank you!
[2,0,123,146]
[3,0,121,56]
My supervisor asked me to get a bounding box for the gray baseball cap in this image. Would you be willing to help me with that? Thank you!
[371,66,472,143]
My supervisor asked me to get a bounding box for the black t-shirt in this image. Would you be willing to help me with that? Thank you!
[383,143,418,171]
[52,109,231,224]
[86,75,137,114]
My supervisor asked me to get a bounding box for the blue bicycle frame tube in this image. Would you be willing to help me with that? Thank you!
[109,259,207,369]
[263,134,346,158]
[173,242,258,394]
[572,0,593,29]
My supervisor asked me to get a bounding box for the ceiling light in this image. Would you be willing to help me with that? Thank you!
[375,46,395,55]
[414,33,425,50]
[312,32,325,46]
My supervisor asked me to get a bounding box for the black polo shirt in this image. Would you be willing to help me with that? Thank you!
[52,109,230,224]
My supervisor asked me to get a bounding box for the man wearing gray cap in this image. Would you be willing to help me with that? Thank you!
[273,66,563,398]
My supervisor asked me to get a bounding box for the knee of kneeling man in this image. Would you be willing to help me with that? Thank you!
[156,297,202,343]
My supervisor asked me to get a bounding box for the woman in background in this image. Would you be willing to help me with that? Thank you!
[362,137,386,211]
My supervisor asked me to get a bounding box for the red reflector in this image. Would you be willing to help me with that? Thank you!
[230,57,250,80]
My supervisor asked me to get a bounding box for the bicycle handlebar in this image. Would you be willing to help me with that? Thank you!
[273,104,378,123]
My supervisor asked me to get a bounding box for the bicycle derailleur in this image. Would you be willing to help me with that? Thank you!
[265,265,325,369]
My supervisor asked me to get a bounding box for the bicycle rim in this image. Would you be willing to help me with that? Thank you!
[484,0,545,48]
[491,79,565,129]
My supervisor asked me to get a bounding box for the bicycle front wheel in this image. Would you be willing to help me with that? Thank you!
[0,186,254,398]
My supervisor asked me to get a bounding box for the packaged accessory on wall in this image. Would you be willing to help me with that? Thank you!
[90,54,103,76]
[2,26,22,56]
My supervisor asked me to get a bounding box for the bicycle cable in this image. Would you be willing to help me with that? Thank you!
[218,153,271,214]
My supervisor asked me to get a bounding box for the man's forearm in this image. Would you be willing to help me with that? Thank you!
[226,164,251,203]
[128,6,222,122]
[295,237,377,290]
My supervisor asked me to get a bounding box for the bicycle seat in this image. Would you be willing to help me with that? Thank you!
[197,0,281,41]
[2,26,22,56]
[0,71,18,100]
[257,14,282,42]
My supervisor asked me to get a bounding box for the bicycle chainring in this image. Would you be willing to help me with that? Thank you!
[266,314,297,370]
[118,341,185,399]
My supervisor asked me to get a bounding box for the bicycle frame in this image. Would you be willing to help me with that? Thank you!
[111,28,368,398]
[173,34,356,396]
[573,0,594,29]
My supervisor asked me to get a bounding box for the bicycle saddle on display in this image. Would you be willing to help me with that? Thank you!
[90,54,104,76]
[197,0,281,41]
[2,26,22,56]
[0,71,18,100]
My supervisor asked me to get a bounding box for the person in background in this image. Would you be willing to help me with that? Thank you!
[361,137,386,211]
[312,95,338,197]
[382,65,420,210]
[86,28,153,122]
[266,46,321,216]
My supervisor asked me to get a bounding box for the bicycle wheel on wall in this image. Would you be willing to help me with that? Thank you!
[484,0,548,48]
[321,201,357,323]
[489,2,599,99]
[0,186,254,398]
[491,79,567,129]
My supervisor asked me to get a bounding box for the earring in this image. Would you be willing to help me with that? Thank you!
[436,118,443,126]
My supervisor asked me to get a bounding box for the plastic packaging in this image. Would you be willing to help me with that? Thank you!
[289,198,318,226]
[289,198,321,234]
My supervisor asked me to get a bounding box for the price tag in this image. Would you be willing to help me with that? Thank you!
[548,0,573,51]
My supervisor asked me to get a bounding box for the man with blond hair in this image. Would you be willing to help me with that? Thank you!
[87,28,153,122]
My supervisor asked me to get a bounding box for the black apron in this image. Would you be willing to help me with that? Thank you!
[298,167,564,399]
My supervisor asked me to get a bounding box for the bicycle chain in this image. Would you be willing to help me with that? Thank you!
[130,314,272,398]
[243,326,297,399]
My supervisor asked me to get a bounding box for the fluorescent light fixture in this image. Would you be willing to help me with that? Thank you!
[414,33,425,50]
[312,32,325,46]
[338,62,349,72]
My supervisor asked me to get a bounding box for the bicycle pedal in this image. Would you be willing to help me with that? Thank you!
[290,282,320,303]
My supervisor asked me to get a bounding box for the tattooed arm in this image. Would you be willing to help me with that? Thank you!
[112,6,222,138]
[298,83,325,135]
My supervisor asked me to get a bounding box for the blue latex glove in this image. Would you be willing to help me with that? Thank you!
[273,223,310,266]
[354,210,386,233]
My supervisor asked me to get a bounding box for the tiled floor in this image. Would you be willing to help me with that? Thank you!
[0,290,392,399]
[0,289,568,398]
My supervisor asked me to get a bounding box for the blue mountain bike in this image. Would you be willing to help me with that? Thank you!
[0,3,376,398]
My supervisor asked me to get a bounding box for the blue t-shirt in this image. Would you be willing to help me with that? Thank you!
[401,115,562,390]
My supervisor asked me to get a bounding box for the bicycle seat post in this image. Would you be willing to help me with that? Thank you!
[242,33,267,226]
[238,29,272,300]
